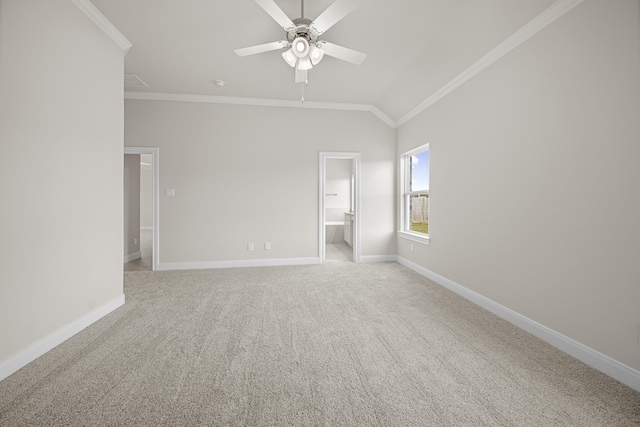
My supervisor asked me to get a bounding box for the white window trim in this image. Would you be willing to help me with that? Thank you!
[399,230,430,245]
[399,144,430,245]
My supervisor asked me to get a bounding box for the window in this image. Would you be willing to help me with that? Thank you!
[400,144,429,243]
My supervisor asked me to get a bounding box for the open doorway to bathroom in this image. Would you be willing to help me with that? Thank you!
[319,152,361,263]
[126,154,153,271]
[124,147,159,271]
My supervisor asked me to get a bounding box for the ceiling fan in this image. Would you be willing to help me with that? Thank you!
[234,0,366,85]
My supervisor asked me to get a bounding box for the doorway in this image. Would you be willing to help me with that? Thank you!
[124,147,159,271]
[319,152,361,263]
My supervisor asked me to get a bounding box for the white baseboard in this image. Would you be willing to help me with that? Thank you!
[0,294,125,382]
[140,226,152,231]
[359,255,398,263]
[124,251,141,263]
[157,257,322,271]
[396,256,640,393]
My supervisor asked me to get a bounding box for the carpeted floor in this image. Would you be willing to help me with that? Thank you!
[1,262,638,426]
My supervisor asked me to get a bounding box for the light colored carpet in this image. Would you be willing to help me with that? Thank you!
[1,262,638,426]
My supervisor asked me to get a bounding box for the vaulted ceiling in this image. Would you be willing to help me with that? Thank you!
[92,0,556,124]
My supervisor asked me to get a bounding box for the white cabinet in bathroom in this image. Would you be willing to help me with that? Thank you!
[344,212,354,247]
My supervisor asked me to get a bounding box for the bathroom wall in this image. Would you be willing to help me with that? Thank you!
[140,154,153,229]
[123,154,140,260]
[325,159,352,243]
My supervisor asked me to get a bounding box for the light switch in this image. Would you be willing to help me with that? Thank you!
[165,189,175,197]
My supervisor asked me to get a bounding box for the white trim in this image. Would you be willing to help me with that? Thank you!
[157,257,321,271]
[125,147,159,271]
[319,153,361,264]
[125,91,371,110]
[404,144,430,157]
[124,91,396,128]
[400,144,430,241]
[394,0,585,127]
[324,221,344,226]
[0,294,125,382]
[114,0,585,129]
[398,231,430,245]
[370,106,398,128]
[360,255,397,263]
[140,226,153,231]
[395,257,640,393]
[123,251,141,263]
[71,0,132,54]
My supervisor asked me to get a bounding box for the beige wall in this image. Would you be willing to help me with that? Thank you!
[397,0,640,371]
[124,154,140,258]
[0,0,125,363]
[124,101,396,263]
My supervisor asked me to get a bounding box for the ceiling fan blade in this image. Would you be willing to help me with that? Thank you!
[234,40,288,57]
[319,41,367,65]
[295,68,307,83]
[254,0,296,31]
[310,0,361,36]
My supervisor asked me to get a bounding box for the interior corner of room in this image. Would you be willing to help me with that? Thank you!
[1,0,638,414]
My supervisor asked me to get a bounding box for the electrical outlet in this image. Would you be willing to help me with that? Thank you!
[410,244,414,253]
[247,243,254,251]
[265,242,270,250]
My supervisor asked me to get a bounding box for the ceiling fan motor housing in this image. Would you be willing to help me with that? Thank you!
[287,18,317,44]
[234,0,367,82]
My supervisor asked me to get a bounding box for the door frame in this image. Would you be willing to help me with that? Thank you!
[319,152,361,263]
[124,146,159,271]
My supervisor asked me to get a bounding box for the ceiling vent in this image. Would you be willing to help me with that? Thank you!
[124,74,148,88]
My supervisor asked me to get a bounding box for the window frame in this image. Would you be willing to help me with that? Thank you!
[399,144,430,245]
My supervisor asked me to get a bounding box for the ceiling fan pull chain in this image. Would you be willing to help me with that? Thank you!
[301,77,309,103]
[301,0,304,19]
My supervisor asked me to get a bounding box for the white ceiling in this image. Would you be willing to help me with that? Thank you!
[91,0,556,122]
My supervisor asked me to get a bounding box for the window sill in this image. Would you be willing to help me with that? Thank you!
[398,231,430,245]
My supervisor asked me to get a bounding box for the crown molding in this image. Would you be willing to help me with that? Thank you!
[72,0,132,54]
[122,0,584,129]
[370,106,398,128]
[124,91,396,126]
[394,0,585,127]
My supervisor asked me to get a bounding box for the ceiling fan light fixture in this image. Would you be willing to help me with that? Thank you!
[292,37,309,58]
[236,0,367,87]
[297,56,313,71]
[309,45,324,65]
[282,48,297,67]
